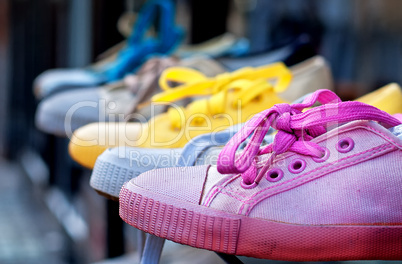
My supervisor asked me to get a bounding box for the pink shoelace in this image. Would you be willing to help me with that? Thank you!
[217,89,401,188]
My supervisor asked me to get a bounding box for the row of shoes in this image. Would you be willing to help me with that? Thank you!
[34,0,402,262]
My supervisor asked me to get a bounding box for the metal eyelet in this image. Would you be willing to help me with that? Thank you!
[266,168,284,182]
[336,137,354,153]
[288,158,306,174]
[312,147,330,163]
[240,179,258,189]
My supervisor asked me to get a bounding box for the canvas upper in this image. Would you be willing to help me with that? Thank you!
[35,57,225,136]
[119,89,402,261]
[70,56,333,168]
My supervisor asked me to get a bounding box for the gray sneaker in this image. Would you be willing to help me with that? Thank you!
[90,125,242,200]
[90,124,277,200]
[89,91,312,200]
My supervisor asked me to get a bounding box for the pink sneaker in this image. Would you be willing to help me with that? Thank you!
[119,90,402,261]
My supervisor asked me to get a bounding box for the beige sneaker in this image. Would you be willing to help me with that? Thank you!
[68,56,333,169]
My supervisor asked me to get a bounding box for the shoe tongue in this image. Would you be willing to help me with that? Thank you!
[390,123,402,139]
[195,146,223,166]
[215,46,291,72]
[200,166,234,205]
[324,119,362,132]
[180,56,227,77]
[117,12,137,38]
[393,113,402,122]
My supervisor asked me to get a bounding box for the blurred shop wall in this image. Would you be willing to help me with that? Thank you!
[0,1,9,157]
[2,0,126,161]
[245,0,402,97]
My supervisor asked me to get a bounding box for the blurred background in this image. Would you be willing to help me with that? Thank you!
[0,0,401,263]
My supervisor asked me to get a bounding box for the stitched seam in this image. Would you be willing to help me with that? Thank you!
[243,144,394,214]
[217,174,242,189]
[203,187,219,206]
[204,186,245,207]
[256,124,402,166]
[217,187,248,199]
[198,165,211,205]
[203,174,243,205]
[254,144,391,197]
[365,126,402,148]
[204,185,248,206]
[218,190,245,203]
[240,143,394,215]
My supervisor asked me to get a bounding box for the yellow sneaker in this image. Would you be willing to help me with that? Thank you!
[69,56,333,169]
[355,83,402,115]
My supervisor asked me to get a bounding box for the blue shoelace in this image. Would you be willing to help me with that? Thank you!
[101,0,184,82]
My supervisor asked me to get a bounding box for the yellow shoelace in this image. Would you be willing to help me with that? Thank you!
[151,62,293,129]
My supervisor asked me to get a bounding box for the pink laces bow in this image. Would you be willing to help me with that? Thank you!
[217,89,401,186]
